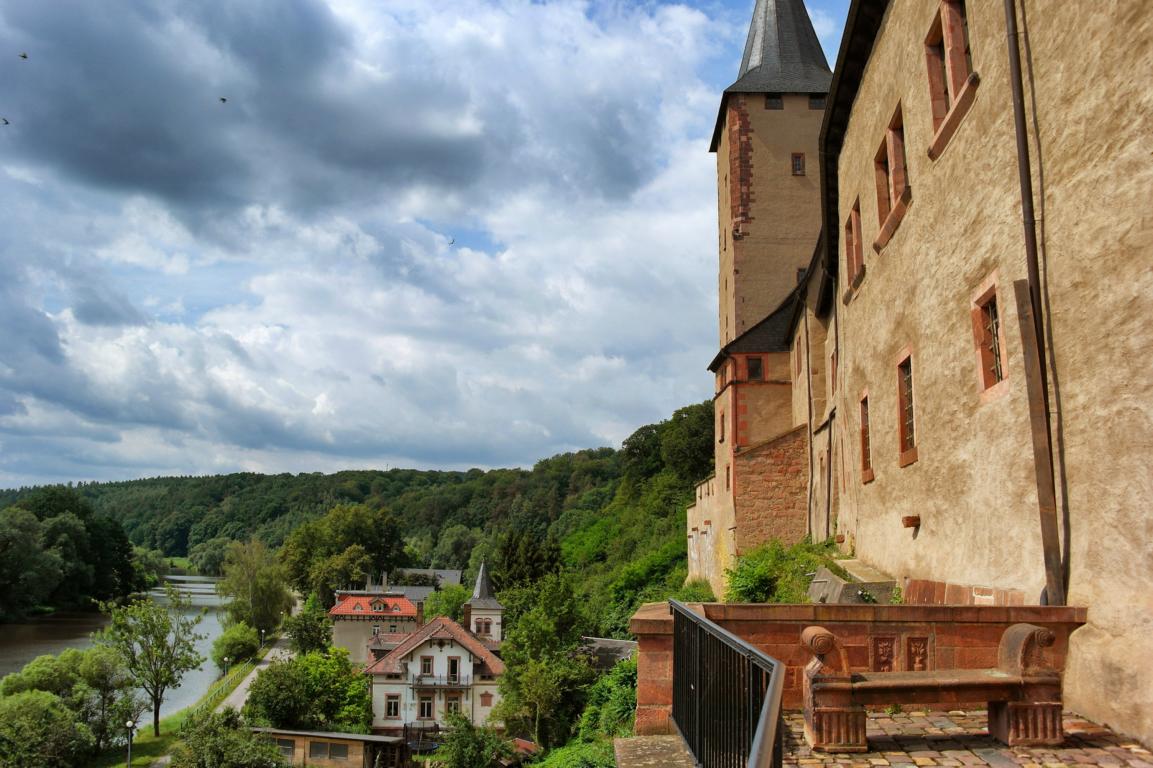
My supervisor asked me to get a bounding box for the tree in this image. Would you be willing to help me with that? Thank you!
[0,647,140,753]
[212,623,260,671]
[496,574,595,749]
[283,594,332,655]
[658,400,715,484]
[189,536,232,577]
[244,650,370,733]
[0,690,94,768]
[98,582,206,736]
[218,539,293,634]
[430,524,480,570]
[74,646,143,752]
[131,546,167,590]
[308,544,372,607]
[0,507,63,617]
[423,583,470,622]
[170,710,286,768]
[436,711,511,768]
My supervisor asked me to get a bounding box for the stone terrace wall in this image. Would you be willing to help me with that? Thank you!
[630,602,1087,736]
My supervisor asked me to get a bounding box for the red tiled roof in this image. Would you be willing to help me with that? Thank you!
[329,595,417,617]
[365,616,506,676]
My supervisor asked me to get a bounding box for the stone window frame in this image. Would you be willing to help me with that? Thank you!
[420,655,434,676]
[859,391,875,484]
[896,347,918,467]
[791,153,806,176]
[385,694,401,719]
[479,691,494,708]
[445,694,462,715]
[843,197,865,301]
[873,105,912,253]
[418,696,434,720]
[746,355,764,381]
[925,0,981,161]
[970,272,1011,401]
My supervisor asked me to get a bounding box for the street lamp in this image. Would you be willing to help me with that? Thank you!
[125,720,135,767]
[223,656,230,676]
[260,628,265,649]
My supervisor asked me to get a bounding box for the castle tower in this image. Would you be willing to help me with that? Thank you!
[461,562,503,641]
[688,0,831,597]
[711,0,831,344]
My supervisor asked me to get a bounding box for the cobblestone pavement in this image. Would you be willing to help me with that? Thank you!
[782,711,1152,768]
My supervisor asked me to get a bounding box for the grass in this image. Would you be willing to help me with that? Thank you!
[165,556,194,574]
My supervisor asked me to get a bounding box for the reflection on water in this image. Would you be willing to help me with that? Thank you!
[0,575,227,718]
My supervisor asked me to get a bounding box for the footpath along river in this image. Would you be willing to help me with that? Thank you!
[0,574,227,718]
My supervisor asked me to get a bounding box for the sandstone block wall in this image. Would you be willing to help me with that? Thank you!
[734,425,809,553]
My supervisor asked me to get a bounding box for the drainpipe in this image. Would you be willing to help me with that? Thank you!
[1003,0,1065,606]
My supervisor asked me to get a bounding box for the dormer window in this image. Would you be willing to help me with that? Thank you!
[371,601,383,611]
[353,604,363,611]
[392,605,400,613]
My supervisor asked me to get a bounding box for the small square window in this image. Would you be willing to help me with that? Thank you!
[330,744,349,761]
[420,656,433,675]
[309,742,330,759]
[791,153,806,176]
[765,93,783,110]
[809,94,826,110]
[276,739,295,758]
[747,357,763,381]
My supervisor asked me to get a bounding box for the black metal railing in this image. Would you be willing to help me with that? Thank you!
[409,674,472,688]
[670,600,785,768]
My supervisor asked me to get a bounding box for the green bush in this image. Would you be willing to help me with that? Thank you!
[532,740,616,768]
[724,539,846,603]
[212,623,260,671]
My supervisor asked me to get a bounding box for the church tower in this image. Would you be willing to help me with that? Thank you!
[461,562,503,641]
[711,0,832,344]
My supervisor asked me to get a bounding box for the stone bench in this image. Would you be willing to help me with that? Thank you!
[800,623,1064,752]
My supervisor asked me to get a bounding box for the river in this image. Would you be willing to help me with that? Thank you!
[0,575,227,718]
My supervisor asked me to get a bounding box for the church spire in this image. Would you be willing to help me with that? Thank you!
[466,562,502,610]
[728,0,832,94]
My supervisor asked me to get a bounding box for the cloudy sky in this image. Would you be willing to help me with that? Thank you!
[0,0,846,487]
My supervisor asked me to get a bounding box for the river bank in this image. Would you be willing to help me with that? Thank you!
[0,575,227,718]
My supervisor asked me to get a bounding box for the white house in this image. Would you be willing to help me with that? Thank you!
[365,615,505,733]
[364,563,507,734]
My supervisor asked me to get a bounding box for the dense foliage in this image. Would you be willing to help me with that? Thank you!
[170,710,286,768]
[218,540,293,633]
[435,711,512,768]
[283,594,333,655]
[0,487,138,619]
[0,690,95,768]
[212,623,260,671]
[724,539,849,603]
[0,646,140,754]
[244,648,371,733]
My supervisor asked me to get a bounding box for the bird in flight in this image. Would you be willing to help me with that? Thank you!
[1,118,9,126]
[219,97,228,103]
[449,238,455,246]
[18,52,28,59]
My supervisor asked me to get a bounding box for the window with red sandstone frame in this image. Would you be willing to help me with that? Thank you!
[845,198,863,286]
[860,395,874,483]
[971,286,1007,392]
[897,353,918,467]
[925,0,980,159]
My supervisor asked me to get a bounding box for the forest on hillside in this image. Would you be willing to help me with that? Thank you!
[0,400,716,637]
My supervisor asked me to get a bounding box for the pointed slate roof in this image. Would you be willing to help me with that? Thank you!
[466,562,503,611]
[710,0,833,151]
[729,0,832,94]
